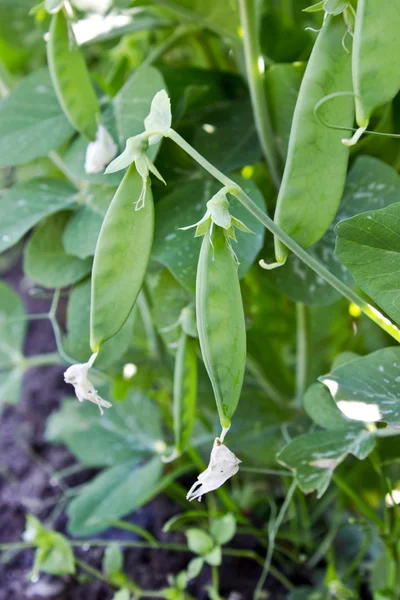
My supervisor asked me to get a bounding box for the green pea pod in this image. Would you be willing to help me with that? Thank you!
[353,0,400,129]
[196,227,246,429]
[90,165,154,352]
[273,15,353,264]
[173,332,197,455]
[47,9,99,140]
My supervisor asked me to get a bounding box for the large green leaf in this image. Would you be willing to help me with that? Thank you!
[24,212,92,288]
[335,202,400,326]
[64,279,135,368]
[278,428,375,497]
[0,178,77,253]
[67,456,163,535]
[265,62,305,160]
[0,69,74,166]
[265,156,400,305]
[0,282,27,409]
[62,205,103,260]
[193,99,261,173]
[320,346,400,427]
[152,176,265,291]
[47,391,163,467]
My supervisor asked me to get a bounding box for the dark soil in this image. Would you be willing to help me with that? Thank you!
[0,262,292,600]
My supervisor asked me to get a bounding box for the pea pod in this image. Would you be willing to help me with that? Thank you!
[273,15,353,264]
[173,332,197,455]
[90,165,154,352]
[196,227,246,429]
[47,9,99,140]
[348,0,400,141]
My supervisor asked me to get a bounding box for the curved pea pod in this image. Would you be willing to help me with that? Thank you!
[352,0,400,131]
[273,15,353,264]
[90,164,154,352]
[196,227,246,429]
[47,9,99,140]
[173,332,197,455]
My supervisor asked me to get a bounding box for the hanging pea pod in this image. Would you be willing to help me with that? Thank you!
[47,9,100,140]
[273,15,353,264]
[173,330,197,456]
[342,0,400,146]
[196,226,246,430]
[90,164,154,352]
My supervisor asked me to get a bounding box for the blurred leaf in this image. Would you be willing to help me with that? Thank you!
[336,202,400,326]
[67,456,163,536]
[304,382,355,430]
[62,205,103,259]
[186,528,214,556]
[210,513,236,545]
[103,544,123,577]
[0,281,26,367]
[265,156,400,305]
[0,178,77,253]
[0,69,73,166]
[0,368,24,407]
[152,176,265,291]
[46,391,163,467]
[24,212,92,288]
[193,99,262,172]
[64,278,135,368]
[320,346,400,427]
[25,515,75,577]
[278,428,375,497]
[265,62,305,160]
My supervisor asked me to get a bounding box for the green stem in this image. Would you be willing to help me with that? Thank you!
[253,480,296,599]
[22,352,62,369]
[166,128,400,344]
[140,24,194,71]
[333,473,384,529]
[295,303,309,405]
[48,151,80,189]
[240,466,293,477]
[246,354,288,406]
[238,0,281,189]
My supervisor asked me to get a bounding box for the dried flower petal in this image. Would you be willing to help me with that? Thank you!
[64,352,111,415]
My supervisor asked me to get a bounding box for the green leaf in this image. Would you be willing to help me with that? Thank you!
[320,347,400,427]
[46,391,163,467]
[103,544,123,577]
[64,279,135,368]
[265,62,305,160]
[24,212,92,288]
[112,591,130,600]
[204,545,222,566]
[187,557,203,580]
[0,69,73,166]
[25,515,75,576]
[152,176,265,291]
[62,205,103,259]
[335,202,400,326]
[0,281,26,368]
[0,178,77,253]
[210,513,236,545]
[303,0,325,12]
[304,382,354,430]
[323,0,349,14]
[67,456,163,536]
[278,428,375,497]
[266,156,400,305]
[193,100,261,173]
[0,368,24,407]
[185,529,215,556]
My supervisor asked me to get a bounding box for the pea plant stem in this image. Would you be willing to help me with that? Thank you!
[167,128,400,344]
[254,479,297,599]
[238,0,282,189]
[295,303,309,405]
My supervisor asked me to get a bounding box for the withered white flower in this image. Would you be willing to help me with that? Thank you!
[84,124,117,174]
[186,436,241,502]
[64,352,111,415]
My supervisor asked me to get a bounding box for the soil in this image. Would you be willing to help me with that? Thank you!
[0,262,289,600]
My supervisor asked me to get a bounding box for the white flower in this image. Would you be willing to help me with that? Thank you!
[84,124,117,174]
[64,352,112,415]
[186,437,241,502]
[105,133,165,210]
